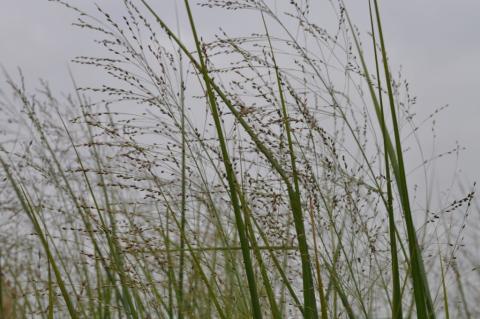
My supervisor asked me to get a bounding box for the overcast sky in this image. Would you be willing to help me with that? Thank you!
[1,0,479,191]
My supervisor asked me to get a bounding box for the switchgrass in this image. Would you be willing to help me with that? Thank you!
[0,0,476,318]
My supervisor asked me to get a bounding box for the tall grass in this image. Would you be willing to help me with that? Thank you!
[0,0,476,318]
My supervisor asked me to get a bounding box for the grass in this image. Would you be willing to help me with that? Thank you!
[0,0,476,318]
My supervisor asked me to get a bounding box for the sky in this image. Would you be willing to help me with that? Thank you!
[1,0,479,192]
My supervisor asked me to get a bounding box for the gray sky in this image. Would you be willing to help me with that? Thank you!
[1,0,479,189]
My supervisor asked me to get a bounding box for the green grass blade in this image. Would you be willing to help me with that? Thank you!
[181,1,263,317]
[368,1,403,317]
[261,12,318,318]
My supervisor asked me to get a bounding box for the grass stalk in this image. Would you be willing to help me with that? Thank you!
[181,1,263,317]
[368,1,403,317]
[261,12,318,318]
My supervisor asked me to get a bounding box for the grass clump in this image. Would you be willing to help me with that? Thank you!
[0,0,476,318]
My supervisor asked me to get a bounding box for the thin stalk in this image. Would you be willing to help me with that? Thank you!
[371,2,434,317]
[344,2,434,316]
[237,191,282,319]
[261,12,318,318]
[182,1,263,317]
[0,154,79,319]
[439,255,450,319]
[178,45,187,319]
[368,1,402,318]
[154,186,227,319]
